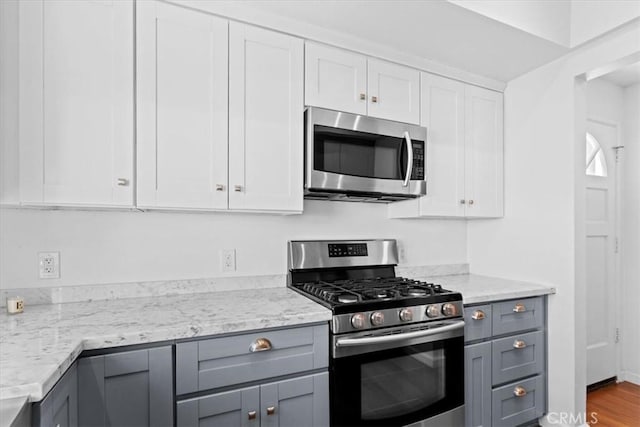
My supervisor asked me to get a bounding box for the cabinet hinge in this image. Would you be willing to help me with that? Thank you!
[615,237,619,254]
[615,328,620,343]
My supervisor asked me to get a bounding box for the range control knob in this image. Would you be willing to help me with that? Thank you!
[399,308,413,322]
[426,304,441,318]
[442,303,458,317]
[351,313,366,329]
[370,311,385,326]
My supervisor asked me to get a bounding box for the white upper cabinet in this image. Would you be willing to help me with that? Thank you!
[136,1,228,210]
[367,59,420,125]
[305,42,367,116]
[389,73,503,219]
[229,23,304,212]
[464,85,504,218]
[304,43,420,124]
[19,0,134,207]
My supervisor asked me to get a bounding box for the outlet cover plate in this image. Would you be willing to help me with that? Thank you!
[39,252,60,279]
[221,249,236,272]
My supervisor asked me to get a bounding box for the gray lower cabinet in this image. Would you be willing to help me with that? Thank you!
[176,323,330,427]
[465,342,491,427]
[77,346,173,427]
[177,372,329,427]
[464,296,547,427]
[32,363,78,427]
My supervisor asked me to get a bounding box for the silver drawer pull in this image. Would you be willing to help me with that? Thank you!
[513,303,526,313]
[513,339,527,349]
[471,310,485,320]
[249,337,272,352]
[513,386,527,397]
[116,178,129,186]
[248,410,257,420]
[266,406,276,416]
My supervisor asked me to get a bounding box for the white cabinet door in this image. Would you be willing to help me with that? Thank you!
[19,0,134,206]
[464,85,504,218]
[229,23,304,212]
[419,73,466,217]
[137,1,228,210]
[305,42,367,115]
[368,59,420,125]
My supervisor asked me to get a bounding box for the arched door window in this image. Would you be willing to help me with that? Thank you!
[586,132,607,177]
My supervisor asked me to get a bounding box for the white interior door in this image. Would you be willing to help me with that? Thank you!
[585,119,618,386]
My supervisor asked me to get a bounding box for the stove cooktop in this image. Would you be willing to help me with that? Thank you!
[290,277,461,315]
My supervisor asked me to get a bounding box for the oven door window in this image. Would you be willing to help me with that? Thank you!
[314,125,409,180]
[331,337,463,427]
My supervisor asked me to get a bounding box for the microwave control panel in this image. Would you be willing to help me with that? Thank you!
[411,143,425,180]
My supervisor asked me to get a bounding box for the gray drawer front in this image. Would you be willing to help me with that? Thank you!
[176,324,329,394]
[464,305,492,342]
[492,330,544,385]
[492,375,545,426]
[492,297,544,336]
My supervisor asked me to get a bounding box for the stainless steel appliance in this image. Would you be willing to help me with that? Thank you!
[305,107,427,202]
[287,239,465,427]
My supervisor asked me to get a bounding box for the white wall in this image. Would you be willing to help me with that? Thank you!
[621,83,640,384]
[468,21,640,426]
[0,202,467,289]
[571,1,640,47]
[449,0,571,46]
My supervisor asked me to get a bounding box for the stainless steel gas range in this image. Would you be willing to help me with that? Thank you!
[287,239,465,427]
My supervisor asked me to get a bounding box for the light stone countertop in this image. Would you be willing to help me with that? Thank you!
[0,287,331,402]
[421,273,556,305]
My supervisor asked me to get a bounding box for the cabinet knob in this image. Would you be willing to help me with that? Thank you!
[471,310,485,320]
[116,178,129,186]
[513,386,527,397]
[371,96,378,103]
[359,93,366,100]
[468,199,474,205]
[513,303,526,313]
[248,410,257,420]
[249,337,272,352]
[215,184,225,191]
[460,199,466,204]
[234,185,243,192]
[513,339,527,349]
[266,406,276,416]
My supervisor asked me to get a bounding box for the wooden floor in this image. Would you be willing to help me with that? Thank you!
[587,381,640,426]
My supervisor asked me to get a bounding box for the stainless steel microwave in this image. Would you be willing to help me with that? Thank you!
[304,107,427,202]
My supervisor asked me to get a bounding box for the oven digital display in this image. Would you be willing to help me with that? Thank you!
[328,243,368,257]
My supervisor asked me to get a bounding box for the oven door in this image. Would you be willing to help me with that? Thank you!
[330,320,464,427]
[305,107,426,197]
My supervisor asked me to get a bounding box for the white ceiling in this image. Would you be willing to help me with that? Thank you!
[601,62,640,88]
[238,0,570,82]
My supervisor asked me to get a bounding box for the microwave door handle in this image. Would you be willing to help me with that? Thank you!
[402,131,413,187]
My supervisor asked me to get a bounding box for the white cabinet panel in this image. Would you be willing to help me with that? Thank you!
[419,73,466,216]
[229,23,303,212]
[305,42,367,115]
[389,74,503,219]
[368,59,420,125]
[137,1,228,209]
[464,85,504,218]
[19,0,134,206]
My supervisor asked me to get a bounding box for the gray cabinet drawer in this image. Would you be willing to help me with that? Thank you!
[176,324,329,394]
[492,297,544,336]
[492,375,545,426]
[492,330,544,385]
[464,305,492,342]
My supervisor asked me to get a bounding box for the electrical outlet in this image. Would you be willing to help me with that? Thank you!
[39,252,60,279]
[221,249,236,272]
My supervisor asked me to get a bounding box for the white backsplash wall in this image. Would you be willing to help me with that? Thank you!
[0,200,467,289]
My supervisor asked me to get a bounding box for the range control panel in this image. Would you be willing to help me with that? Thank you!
[328,243,368,257]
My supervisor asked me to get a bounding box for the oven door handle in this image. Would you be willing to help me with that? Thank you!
[402,131,413,187]
[335,320,465,347]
